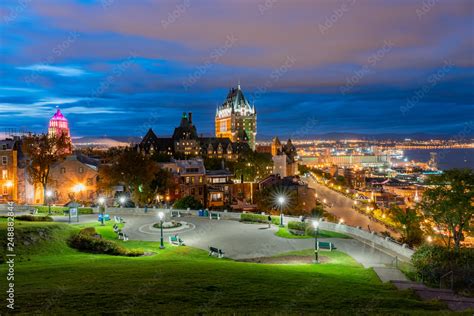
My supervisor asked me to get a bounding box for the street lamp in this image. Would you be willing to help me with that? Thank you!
[158,211,165,249]
[277,196,286,227]
[339,218,344,225]
[46,190,53,215]
[312,220,320,264]
[98,197,106,226]
[73,183,85,203]
[119,196,126,208]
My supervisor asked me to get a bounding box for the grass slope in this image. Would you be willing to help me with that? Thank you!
[0,220,451,315]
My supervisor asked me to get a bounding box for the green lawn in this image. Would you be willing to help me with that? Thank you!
[0,220,451,314]
[275,227,351,239]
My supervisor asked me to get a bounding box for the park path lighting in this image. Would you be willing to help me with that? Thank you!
[119,196,126,208]
[72,183,85,203]
[426,236,433,243]
[98,197,106,226]
[158,211,165,249]
[277,196,286,227]
[46,190,53,215]
[312,220,320,264]
[339,218,344,225]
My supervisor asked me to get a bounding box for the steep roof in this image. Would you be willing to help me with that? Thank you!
[216,85,255,118]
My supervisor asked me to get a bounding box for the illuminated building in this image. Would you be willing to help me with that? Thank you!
[139,112,250,160]
[215,84,257,150]
[48,153,99,204]
[48,107,71,139]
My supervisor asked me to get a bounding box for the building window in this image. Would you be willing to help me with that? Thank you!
[1,170,7,179]
[1,156,7,165]
[79,167,84,173]
[60,167,66,174]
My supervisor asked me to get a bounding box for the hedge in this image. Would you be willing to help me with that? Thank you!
[68,227,143,257]
[240,213,280,224]
[35,206,94,215]
[288,221,306,231]
[412,245,474,292]
[15,215,54,222]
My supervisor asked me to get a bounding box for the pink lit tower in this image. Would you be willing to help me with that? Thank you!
[48,106,71,139]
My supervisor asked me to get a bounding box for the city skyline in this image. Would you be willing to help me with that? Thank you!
[1,0,473,138]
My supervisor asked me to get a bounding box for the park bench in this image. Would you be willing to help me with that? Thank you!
[209,246,225,258]
[29,209,38,215]
[318,241,336,251]
[113,224,119,233]
[209,212,220,220]
[114,216,125,223]
[169,235,185,246]
[118,232,129,241]
[171,210,181,218]
[98,214,110,222]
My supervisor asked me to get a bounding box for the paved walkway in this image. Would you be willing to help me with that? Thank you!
[305,176,393,234]
[120,214,397,267]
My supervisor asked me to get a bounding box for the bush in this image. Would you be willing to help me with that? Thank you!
[68,227,143,257]
[412,244,474,292]
[240,213,268,223]
[173,196,203,210]
[34,206,94,215]
[15,215,54,222]
[288,221,306,231]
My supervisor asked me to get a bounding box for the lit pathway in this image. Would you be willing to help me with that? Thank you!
[304,176,392,234]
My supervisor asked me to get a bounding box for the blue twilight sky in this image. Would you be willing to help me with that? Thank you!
[0,0,473,139]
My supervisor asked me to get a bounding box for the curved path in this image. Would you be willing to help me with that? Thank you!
[120,214,395,267]
[305,176,392,234]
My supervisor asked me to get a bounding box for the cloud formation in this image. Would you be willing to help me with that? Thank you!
[0,0,473,137]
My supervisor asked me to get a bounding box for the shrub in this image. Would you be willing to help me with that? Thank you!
[288,221,307,231]
[240,213,268,223]
[173,196,203,210]
[412,244,474,292]
[15,215,53,222]
[68,228,143,257]
[34,206,94,215]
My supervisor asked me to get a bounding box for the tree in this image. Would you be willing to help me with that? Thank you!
[233,152,272,182]
[419,169,474,250]
[389,206,423,246]
[151,168,177,198]
[173,196,203,210]
[99,149,159,205]
[23,133,71,205]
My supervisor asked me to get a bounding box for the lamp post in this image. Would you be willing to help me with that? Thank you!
[46,190,53,215]
[119,196,126,208]
[277,196,285,227]
[158,211,165,249]
[312,220,320,264]
[98,197,106,226]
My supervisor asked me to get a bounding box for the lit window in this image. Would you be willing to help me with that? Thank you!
[2,170,7,179]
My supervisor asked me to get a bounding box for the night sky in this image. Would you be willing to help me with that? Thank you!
[1,0,473,139]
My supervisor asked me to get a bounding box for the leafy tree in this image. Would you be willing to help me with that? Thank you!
[233,152,272,182]
[419,169,474,250]
[23,133,71,205]
[152,168,177,197]
[173,195,203,210]
[389,206,423,246]
[99,149,159,205]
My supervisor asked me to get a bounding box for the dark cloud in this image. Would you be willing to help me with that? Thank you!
[0,0,473,138]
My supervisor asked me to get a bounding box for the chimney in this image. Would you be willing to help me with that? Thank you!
[188,112,192,124]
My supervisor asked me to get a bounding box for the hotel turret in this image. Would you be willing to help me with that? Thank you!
[215,84,257,150]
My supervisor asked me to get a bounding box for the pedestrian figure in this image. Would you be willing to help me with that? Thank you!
[268,215,272,228]
[144,205,148,213]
